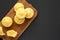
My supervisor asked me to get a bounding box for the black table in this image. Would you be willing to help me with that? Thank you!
[0,0,59,40]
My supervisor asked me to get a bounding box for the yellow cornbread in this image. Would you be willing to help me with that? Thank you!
[7,30,18,38]
[14,16,25,24]
[0,26,5,36]
[16,8,26,19]
[14,3,24,11]
[25,8,34,19]
[1,17,13,27]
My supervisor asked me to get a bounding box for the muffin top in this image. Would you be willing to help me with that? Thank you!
[1,16,13,27]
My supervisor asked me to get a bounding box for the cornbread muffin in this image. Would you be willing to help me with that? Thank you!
[14,3,24,11]
[16,8,26,19]
[7,30,18,38]
[0,26,5,36]
[14,16,25,24]
[1,17,13,27]
[25,8,34,19]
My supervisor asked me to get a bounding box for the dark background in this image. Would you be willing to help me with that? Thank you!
[0,0,59,40]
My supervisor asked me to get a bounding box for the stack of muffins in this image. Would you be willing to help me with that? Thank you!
[14,3,34,24]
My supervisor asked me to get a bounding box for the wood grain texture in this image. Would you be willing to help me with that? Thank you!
[0,0,37,40]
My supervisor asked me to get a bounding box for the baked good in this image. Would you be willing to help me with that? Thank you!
[0,26,5,36]
[16,8,26,19]
[14,16,25,24]
[1,16,13,27]
[25,8,34,19]
[14,3,24,11]
[7,30,18,38]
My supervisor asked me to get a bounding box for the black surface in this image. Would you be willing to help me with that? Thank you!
[0,0,59,40]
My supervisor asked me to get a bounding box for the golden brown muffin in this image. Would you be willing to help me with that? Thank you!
[16,8,26,19]
[7,30,18,38]
[25,8,34,19]
[14,3,24,11]
[1,16,13,27]
[0,26,5,36]
[14,16,25,24]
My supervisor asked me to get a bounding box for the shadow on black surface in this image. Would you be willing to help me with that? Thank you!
[0,38,2,40]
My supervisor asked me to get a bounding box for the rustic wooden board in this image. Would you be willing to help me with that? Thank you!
[0,0,37,40]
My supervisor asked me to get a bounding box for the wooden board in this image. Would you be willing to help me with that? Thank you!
[0,0,37,40]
